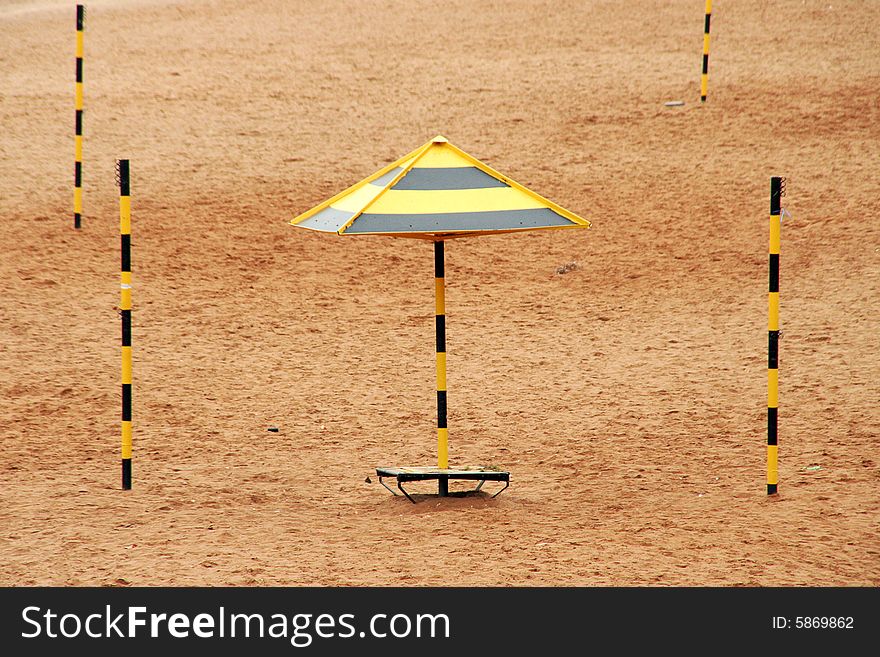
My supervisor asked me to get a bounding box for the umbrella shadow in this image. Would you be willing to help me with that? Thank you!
[386,488,508,511]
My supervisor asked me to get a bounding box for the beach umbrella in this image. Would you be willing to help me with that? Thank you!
[290,136,590,499]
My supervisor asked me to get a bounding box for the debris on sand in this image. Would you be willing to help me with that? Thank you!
[555,261,580,275]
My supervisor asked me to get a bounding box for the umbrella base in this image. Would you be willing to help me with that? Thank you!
[375,466,510,504]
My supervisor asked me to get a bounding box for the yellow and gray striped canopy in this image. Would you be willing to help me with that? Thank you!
[290,136,590,239]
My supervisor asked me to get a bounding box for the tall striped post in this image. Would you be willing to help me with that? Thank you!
[701,0,712,103]
[74,5,84,229]
[119,160,132,490]
[434,240,449,496]
[767,176,782,495]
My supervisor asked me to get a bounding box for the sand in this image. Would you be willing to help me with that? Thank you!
[1,0,878,586]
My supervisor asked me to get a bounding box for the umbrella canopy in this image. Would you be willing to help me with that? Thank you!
[290,136,590,498]
[291,136,590,239]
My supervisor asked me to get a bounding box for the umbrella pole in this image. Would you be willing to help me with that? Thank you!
[434,240,449,496]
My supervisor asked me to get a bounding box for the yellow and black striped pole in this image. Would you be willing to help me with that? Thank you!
[74,5,84,229]
[767,176,782,495]
[119,159,132,490]
[434,240,449,496]
[701,0,712,103]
